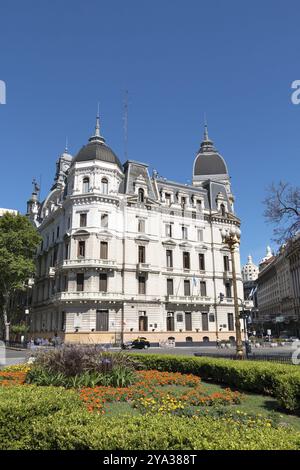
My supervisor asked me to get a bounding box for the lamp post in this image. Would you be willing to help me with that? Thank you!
[221,226,243,358]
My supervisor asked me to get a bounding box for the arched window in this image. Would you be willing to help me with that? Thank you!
[138,188,145,203]
[202,336,210,343]
[101,178,108,194]
[82,177,90,194]
[220,204,226,217]
[185,336,193,343]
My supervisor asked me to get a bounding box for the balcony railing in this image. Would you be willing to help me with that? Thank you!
[136,262,151,272]
[62,258,117,270]
[166,295,211,304]
[52,291,123,302]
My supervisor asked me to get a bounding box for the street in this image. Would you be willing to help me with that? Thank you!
[1,344,299,369]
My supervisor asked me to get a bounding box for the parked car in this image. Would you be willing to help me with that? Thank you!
[122,337,150,349]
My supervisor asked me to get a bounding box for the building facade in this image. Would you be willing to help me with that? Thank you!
[256,243,300,336]
[27,116,244,345]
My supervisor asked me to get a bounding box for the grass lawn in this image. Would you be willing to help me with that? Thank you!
[104,380,300,432]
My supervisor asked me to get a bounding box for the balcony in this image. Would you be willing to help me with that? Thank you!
[62,258,117,270]
[136,262,151,272]
[52,291,123,302]
[166,295,211,305]
[49,267,56,278]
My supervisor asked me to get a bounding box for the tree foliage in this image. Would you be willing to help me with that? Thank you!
[0,213,41,332]
[263,181,300,244]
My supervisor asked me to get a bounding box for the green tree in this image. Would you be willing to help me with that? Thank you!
[0,213,41,340]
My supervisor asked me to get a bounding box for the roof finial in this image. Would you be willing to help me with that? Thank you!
[95,102,101,137]
[204,113,209,142]
[89,103,105,143]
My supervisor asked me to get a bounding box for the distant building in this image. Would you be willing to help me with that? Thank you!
[256,243,299,336]
[242,255,258,282]
[0,208,18,217]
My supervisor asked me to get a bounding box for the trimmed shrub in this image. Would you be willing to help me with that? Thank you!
[0,385,84,449]
[3,408,300,450]
[129,353,300,412]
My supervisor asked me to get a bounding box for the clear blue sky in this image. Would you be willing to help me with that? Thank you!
[1,0,300,266]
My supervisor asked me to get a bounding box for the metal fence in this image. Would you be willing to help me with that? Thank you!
[194,351,296,365]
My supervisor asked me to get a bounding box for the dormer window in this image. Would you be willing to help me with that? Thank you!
[138,188,145,203]
[101,178,108,194]
[165,193,171,206]
[82,177,90,193]
[220,204,226,217]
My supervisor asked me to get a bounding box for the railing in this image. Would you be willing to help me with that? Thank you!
[194,351,297,365]
[52,291,124,301]
[62,259,117,269]
[52,292,163,302]
[136,262,151,271]
[166,295,211,304]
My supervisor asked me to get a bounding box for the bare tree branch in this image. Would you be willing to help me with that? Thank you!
[263,181,300,244]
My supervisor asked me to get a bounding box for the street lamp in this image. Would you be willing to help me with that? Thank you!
[221,226,243,358]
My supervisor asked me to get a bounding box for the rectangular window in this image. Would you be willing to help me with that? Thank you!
[165,193,171,206]
[185,312,192,331]
[166,250,173,268]
[78,241,85,258]
[138,276,146,294]
[199,253,205,271]
[196,200,202,211]
[99,273,108,292]
[56,226,60,239]
[138,219,145,233]
[76,273,84,292]
[166,312,174,331]
[65,242,69,260]
[100,241,108,260]
[202,313,209,331]
[225,281,232,298]
[61,311,66,331]
[224,255,230,271]
[138,312,148,332]
[96,310,109,331]
[138,245,146,263]
[184,280,191,296]
[183,251,190,270]
[80,213,87,227]
[167,278,174,295]
[181,197,186,209]
[101,213,108,228]
[165,223,172,237]
[182,226,188,240]
[228,312,234,331]
[63,275,68,292]
[200,281,207,297]
[197,229,203,242]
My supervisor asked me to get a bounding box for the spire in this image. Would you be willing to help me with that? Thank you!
[89,103,105,143]
[65,136,68,153]
[199,116,215,153]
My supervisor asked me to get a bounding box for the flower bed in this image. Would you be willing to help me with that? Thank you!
[80,370,242,414]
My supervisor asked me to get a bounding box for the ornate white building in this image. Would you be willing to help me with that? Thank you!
[241,255,259,282]
[27,116,244,345]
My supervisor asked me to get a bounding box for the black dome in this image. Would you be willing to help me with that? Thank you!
[194,152,227,176]
[73,140,123,171]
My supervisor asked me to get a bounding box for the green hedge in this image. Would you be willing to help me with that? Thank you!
[129,353,300,412]
[0,386,299,450]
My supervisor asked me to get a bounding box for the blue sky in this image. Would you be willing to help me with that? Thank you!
[1,0,300,266]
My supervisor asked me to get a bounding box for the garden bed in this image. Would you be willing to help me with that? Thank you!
[1,348,300,450]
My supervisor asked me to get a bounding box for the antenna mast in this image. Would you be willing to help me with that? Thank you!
[123,90,129,161]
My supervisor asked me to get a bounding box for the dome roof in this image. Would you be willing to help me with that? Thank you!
[194,152,227,176]
[73,140,123,170]
[72,115,123,171]
[193,124,228,177]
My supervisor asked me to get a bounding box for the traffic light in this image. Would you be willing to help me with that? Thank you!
[219,293,224,302]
